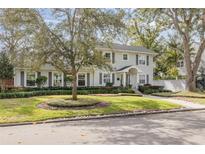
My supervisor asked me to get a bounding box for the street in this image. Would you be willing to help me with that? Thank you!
[0,110,205,144]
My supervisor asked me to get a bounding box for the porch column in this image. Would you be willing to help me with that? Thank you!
[123,72,126,87]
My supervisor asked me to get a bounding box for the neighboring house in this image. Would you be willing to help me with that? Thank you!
[13,43,156,89]
[177,52,205,76]
[153,52,205,92]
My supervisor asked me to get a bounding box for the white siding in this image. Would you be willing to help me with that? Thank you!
[13,50,155,87]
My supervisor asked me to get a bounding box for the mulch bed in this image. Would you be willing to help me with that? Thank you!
[89,93,142,97]
[37,101,110,110]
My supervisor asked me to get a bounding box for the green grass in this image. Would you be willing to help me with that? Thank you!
[152,91,205,98]
[0,95,181,124]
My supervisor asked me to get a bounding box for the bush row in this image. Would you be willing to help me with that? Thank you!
[5,86,123,92]
[0,88,135,99]
[139,84,171,94]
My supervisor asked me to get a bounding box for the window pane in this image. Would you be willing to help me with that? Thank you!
[123,54,128,60]
[53,73,62,87]
[139,55,146,65]
[65,75,72,87]
[103,73,111,83]
[105,53,111,60]
[78,74,85,86]
[139,75,145,84]
[26,72,36,86]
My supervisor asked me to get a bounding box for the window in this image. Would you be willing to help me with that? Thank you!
[26,72,36,86]
[104,53,111,60]
[53,73,62,87]
[78,74,85,86]
[139,55,146,65]
[177,60,184,67]
[139,75,146,84]
[65,74,72,87]
[123,54,128,60]
[103,73,111,83]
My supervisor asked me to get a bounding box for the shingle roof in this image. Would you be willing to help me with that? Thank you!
[98,43,155,54]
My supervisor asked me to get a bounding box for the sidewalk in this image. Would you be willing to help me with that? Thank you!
[145,95,205,109]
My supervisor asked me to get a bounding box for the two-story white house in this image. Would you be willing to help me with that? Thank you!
[13,43,156,89]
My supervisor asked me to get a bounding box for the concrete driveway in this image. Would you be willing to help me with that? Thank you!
[0,110,205,145]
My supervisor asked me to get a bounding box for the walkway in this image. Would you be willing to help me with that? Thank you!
[145,95,205,109]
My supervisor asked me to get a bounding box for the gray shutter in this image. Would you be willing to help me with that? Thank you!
[48,72,52,87]
[99,73,102,85]
[37,72,41,78]
[126,74,128,86]
[147,55,149,66]
[63,73,67,87]
[20,71,25,87]
[112,52,115,64]
[136,54,138,65]
[112,73,115,84]
[146,74,149,84]
[87,73,90,87]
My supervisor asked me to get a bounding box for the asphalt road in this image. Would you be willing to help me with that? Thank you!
[1,110,205,145]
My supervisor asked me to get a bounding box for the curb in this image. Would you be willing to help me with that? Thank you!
[1,108,205,127]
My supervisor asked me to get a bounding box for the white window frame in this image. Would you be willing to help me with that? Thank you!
[65,74,72,87]
[26,72,36,87]
[53,72,62,87]
[104,52,111,61]
[78,73,86,87]
[139,55,146,65]
[139,75,146,84]
[177,60,184,68]
[122,54,128,61]
[103,73,111,84]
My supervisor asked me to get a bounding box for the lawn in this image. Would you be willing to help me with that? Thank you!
[0,95,181,124]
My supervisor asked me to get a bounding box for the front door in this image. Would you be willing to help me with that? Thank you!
[130,74,137,89]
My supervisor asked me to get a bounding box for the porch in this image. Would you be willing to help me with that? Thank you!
[116,65,142,88]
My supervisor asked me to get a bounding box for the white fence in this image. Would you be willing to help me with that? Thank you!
[152,80,186,92]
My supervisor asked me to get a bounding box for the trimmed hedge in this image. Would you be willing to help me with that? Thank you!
[0,87,135,99]
[139,84,171,94]
[6,86,124,92]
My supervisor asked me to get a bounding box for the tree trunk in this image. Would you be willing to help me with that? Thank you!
[0,79,6,93]
[186,72,196,92]
[71,68,78,100]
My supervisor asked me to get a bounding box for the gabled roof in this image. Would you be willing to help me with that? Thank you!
[98,43,156,55]
[117,65,132,71]
[116,65,142,73]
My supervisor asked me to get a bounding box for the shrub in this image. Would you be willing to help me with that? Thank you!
[139,85,171,94]
[36,76,47,88]
[5,86,132,92]
[105,82,114,87]
[0,87,135,99]
[47,98,99,108]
